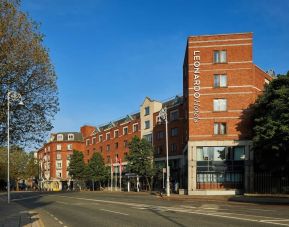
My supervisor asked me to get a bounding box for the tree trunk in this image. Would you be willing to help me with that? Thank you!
[16,180,19,191]
[145,177,151,192]
[92,180,94,191]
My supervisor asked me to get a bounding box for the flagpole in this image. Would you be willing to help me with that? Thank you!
[119,158,122,192]
[110,158,113,191]
[115,157,117,191]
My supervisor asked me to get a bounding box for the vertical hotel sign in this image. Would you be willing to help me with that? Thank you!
[193,50,200,122]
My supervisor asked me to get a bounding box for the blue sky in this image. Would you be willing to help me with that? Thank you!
[21,0,289,133]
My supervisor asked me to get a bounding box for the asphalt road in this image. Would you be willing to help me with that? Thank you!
[1,191,289,227]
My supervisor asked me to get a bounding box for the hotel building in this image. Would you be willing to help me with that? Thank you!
[37,32,272,194]
[183,32,272,194]
[37,132,85,190]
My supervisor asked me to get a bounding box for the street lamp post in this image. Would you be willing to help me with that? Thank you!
[158,107,170,197]
[7,91,24,204]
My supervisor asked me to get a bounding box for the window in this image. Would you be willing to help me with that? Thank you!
[144,106,150,115]
[214,123,227,135]
[68,134,74,141]
[99,135,103,142]
[56,152,61,160]
[115,142,119,149]
[143,134,152,144]
[265,78,270,85]
[57,172,62,178]
[92,137,96,144]
[86,139,90,146]
[57,134,63,141]
[213,99,227,111]
[56,161,62,169]
[156,146,163,155]
[171,127,178,137]
[133,123,139,132]
[171,144,177,153]
[196,146,245,161]
[214,74,227,87]
[145,120,150,129]
[114,130,119,138]
[106,132,110,140]
[106,156,110,163]
[124,140,128,148]
[234,147,245,160]
[56,144,62,151]
[156,131,164,140]
[67,144,72,150]
[67,154,71,160]
[100,146,103,153]
[170,110,179,121]
[197,147,226,161]
[123,127,128,135]
[214,50,227,63]
[47,146,50,152]
[106,144,110,152]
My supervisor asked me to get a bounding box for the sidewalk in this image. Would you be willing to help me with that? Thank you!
[88,190,289,205]
[0,199,44,227]
[159,193,289,205]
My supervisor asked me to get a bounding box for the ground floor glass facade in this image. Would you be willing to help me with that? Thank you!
[196,146,245,189]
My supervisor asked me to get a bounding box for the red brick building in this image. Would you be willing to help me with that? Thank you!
[37,32,273,194]
[37,132,85,190]
[183,32,272,194]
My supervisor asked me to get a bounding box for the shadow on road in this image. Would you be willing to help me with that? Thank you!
[148,207,187,227]
[0,192,54,226]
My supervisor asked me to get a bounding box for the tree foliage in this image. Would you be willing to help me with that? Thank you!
[0,0,58,148]
[0,146,38,190]
[126,136,155,190]
[86,152,109,190]
[68,150,85,181]
[252,71,289,174]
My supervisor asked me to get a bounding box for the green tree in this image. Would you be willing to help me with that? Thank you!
[126,136,155,191]
[0,0,59,148]
[25,152,39,179]
[68,150,86,187]
[0,147,6,181]
[252,71,289,174]
[86,152,109,190]
[0,146,38,190]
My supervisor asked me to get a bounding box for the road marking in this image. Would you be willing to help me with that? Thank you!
[261,220,289,222]
[100,209,129,216]
[46,210,67,226]
[56,201,69,205]
[50,195,289,226]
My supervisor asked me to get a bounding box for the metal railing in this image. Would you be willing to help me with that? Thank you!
[252,172,289,194]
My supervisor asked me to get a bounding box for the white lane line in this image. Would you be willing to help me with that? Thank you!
[59,221,63,224]
[100,209,129,216]
[260,222,289,227]
[56,201,69,205]
[261,220,289,222]
[50,195,289,226]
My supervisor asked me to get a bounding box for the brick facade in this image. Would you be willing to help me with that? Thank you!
[37,32,273,194]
